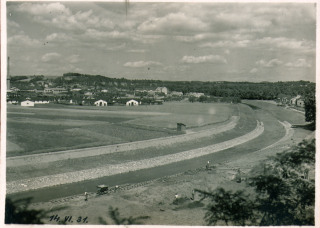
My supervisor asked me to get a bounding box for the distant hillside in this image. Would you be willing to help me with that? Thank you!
[10,73,315,100]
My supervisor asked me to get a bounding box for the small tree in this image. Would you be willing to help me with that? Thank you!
[99,206,150,225]
[5,197,67,224]
[304,92,315,123]
[196,188,255,225]
[248,139,315,225]
[199,95,208,103]
[188,96,197,103]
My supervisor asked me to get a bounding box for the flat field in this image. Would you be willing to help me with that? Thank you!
[7,102,236,156]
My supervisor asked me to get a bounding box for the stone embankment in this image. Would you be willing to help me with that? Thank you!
[7,120,264,194]
[7,116,240,167]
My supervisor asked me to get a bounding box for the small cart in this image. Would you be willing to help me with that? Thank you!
[97,185,109,195]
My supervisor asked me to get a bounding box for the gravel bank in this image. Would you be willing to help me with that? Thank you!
[7,120,263,194]
[7,116,239,167]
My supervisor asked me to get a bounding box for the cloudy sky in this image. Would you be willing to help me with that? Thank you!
[6,1,316,82]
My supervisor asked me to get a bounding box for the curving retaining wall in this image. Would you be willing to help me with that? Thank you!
[7,120,264,194]
[7,116,240,167]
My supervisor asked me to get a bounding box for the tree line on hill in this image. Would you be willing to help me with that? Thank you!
[11,73,315,100]
[61,74,315,99]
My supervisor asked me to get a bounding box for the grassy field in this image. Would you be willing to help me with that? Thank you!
[7,102,237,156]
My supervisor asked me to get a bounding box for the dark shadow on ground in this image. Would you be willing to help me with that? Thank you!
[5,196,68,224]
[241,102,261,110]
[291,122,315,131]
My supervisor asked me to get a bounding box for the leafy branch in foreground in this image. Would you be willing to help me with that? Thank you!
[99,206,150,225]
[5,197,67,224]
[195,188,256,225]
[198,139,315,226]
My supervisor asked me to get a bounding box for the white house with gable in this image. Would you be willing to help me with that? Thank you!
[94,99,108,106]
[21,100,35,107]
[156,87,168,95]
[290,95,301,105]
[126,99,139,106]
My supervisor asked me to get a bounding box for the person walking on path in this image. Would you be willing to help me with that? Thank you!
[84,192,88,201]
[190,190,195,200]
[206,161,210,170]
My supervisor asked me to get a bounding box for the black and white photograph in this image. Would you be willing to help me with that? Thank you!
[1,0,317,226]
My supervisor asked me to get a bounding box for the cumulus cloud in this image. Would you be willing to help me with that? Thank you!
[127,49,146,53]
[164,65,190,72]
[199,36,314,54]
[16,2,71,16]
[138,12,208,34]
[48,10,113,30]
[285,59,311,68]
[255,37,314,52]
[8,34,40,47]
[199,40,250,48]
[45,33,73,42]
[174,33,214,43]
[7,20,24,37]
[256,59,283,68]
[106,43,126,51]
[124,61,162,68]
[250,68,258,73]
[83,29,128,41]
[67,55,80,64]
[131,34,164,44]
[41,52,61,62]
[7,20,20,28]
[181,55,227,64]
[6,2,316,81]
[16,3,114,31]
[213,11,272,32]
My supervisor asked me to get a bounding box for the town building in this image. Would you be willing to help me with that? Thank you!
[7,101,18,104]
[126,99,139,106]
[290,95,301,105]
[297,99,305,107]
[156,87,168,94]
[21,100,35,107]
[35,101,50,104]
[187,92,205,98]
[72,88,82,92]
[171,91,183,96]
[277,94,290,105]
[44,88,67,94]
[94,99,108,106]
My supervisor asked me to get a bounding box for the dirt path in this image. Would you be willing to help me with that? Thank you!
[7,120,263,194]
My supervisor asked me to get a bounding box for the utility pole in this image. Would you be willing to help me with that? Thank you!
[7,56,11,90]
